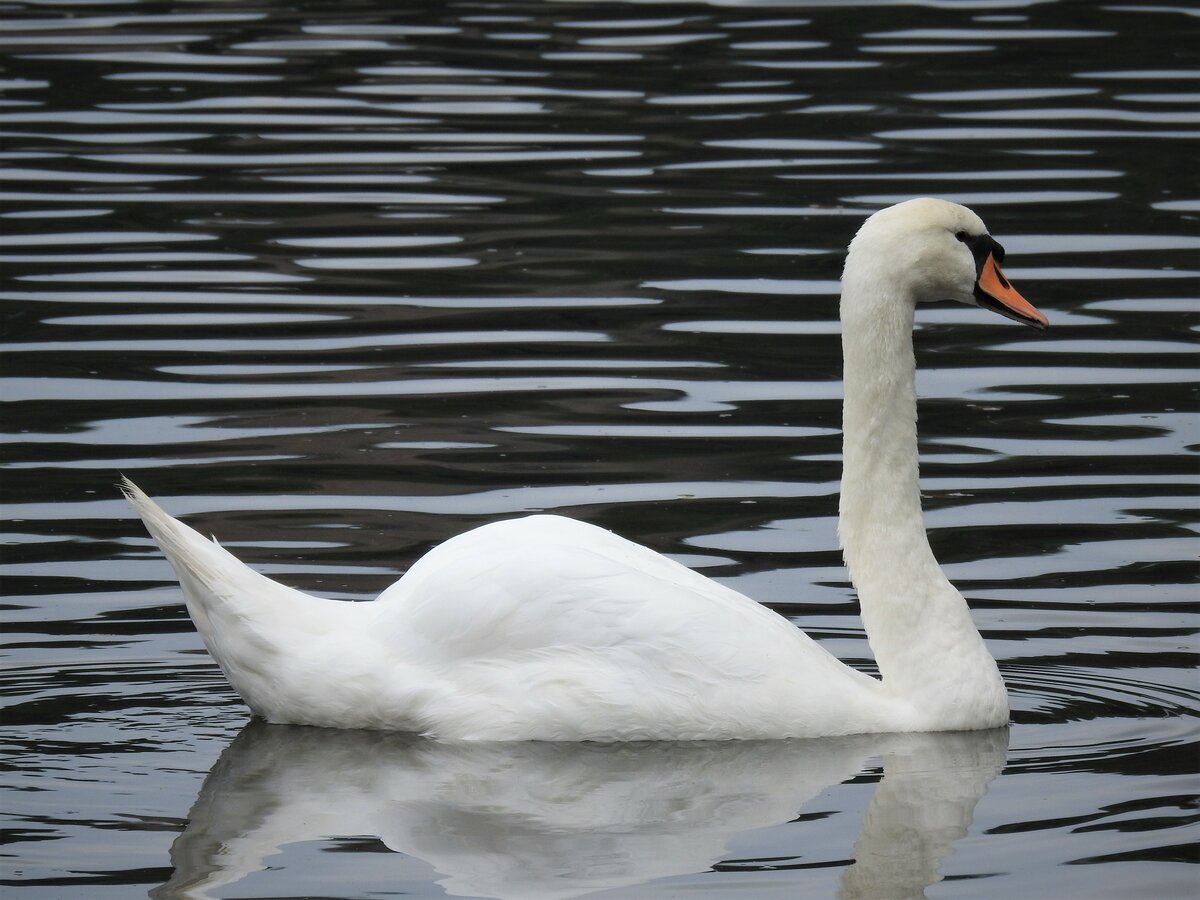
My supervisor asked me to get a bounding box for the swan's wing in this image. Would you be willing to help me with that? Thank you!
[370,515,882,739]
[379,514,810,667]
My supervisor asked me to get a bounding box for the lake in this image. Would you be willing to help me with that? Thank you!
[1,1,1197,898]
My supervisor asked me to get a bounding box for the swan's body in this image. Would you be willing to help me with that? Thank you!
[124,198,1047,741]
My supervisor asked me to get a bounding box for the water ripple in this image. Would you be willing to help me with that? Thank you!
[2,3,1196,898]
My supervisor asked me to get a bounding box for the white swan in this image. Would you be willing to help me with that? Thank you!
[123,198,1047,741]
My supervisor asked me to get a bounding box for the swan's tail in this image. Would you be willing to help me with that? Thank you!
[120,478,332,709]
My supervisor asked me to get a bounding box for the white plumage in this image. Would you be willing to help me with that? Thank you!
[123,198,1046,741]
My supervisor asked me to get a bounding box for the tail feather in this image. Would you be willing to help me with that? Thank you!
[120,477,335,672]
[120,477,261,605]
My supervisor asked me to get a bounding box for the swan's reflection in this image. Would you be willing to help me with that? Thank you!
[153,723,1006,900]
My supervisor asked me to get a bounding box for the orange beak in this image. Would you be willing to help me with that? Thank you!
[975,253,1047,330]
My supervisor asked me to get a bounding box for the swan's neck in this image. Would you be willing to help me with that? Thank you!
[837,267,1007,728]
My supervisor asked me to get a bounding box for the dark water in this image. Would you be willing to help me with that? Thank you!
[2,1,1198,898]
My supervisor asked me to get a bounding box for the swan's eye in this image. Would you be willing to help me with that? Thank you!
[955,231,969,243]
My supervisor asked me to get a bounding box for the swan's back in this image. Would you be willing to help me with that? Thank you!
[383,515,794,659]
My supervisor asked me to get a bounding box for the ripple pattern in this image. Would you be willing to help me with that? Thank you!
[1,2,1197,899]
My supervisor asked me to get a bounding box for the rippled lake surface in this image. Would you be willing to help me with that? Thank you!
[2,1,1198,898]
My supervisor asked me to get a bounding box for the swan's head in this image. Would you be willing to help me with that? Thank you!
[845,198,1047,330]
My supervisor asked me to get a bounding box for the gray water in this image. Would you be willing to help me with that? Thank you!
[1,1,1197,898]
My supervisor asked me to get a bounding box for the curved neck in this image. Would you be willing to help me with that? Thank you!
[838,267,928,591]
[837,268,1006,727]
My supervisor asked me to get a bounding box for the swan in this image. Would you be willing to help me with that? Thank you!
[122,197,1047,741]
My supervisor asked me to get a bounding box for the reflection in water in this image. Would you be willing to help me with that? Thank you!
[153,723,1007,900]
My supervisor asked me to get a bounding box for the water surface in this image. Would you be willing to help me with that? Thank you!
[2,1,1197,898]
